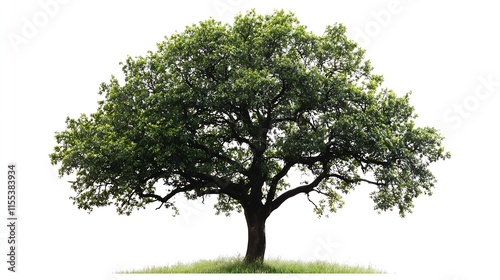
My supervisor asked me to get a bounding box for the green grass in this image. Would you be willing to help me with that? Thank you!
[120,257,385,274]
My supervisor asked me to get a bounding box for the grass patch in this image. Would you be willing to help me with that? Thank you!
[121,257,384,274]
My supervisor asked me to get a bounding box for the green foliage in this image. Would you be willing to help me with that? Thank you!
[121,257,384,274]
[50,10,449,217]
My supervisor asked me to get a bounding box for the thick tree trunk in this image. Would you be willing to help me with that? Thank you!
[243,208,267,264]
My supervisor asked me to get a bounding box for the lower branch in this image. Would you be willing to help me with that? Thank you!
[270,174,327,212]
[270,172,383,213]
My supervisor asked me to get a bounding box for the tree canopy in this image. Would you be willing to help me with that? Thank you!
[50,10,449,262]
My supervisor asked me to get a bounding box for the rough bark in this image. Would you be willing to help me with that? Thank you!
[243,206,268,263]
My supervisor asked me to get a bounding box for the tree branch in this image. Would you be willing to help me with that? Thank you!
[306,192,321,214]
[265,160,295,207]
[223,113,259,152]
[133,185,171,210]
[271,173,327,213]
[329,173,382,186]
[270,168,384,214]
[188,139,250,176]
[191,172,245,201]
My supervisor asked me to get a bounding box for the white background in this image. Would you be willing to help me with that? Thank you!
[1,1,499,280]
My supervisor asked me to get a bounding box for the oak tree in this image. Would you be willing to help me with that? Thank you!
[50,10,450,263]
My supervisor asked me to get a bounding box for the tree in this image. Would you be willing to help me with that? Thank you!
[50,10,450,264]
